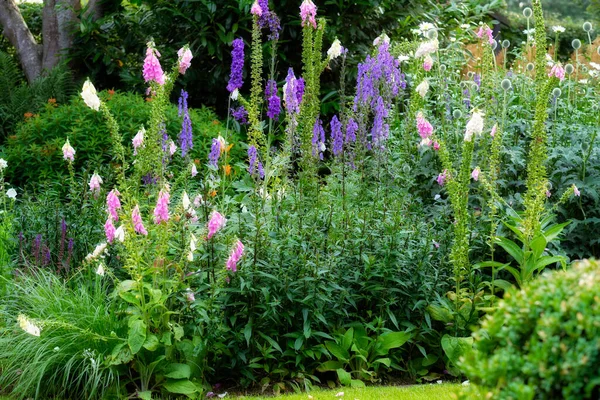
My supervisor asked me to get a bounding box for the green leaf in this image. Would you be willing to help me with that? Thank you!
[377,331,411,353]
[350,379,366,388]
[543,221,570,243]
[258,332,283,353]
[441,335,473,366]
[336,368,352,386]
[491,279,514,292]
[427,304,453,323]
[341,327,354,351]
[529,235,547,260]
[496,237,524,265]
[373,357,391,367]
[143,334,159,351]
[162,379,198,395]
[244,323,252,346]
[325,341,350,362]
[164,363,192,379]
[317,360,344,372]
[128,319,146,355]
[137,391,152,400]
[173,323,184,341]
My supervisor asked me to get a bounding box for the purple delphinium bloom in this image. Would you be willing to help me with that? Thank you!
[463,88,471,110]
[346,118,358,143]
[59,218,67,264]
[371,96,389,148]
[257,0,281,40]
[312,118,325,160]
[231,106,248,124]
[142,173,158,185]
[284,68,300,115]
[42,244,51,267]
[66,238,74,270]
[474,73,481,89]
[248,145,265,179]
[208,138,221,167]
[178,90,193,157]
[227,38,245,93]
[330,115,343,157]
[265,79,281,120]
[296,78,305,105]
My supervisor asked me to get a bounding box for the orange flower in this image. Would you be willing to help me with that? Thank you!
[223,165,232,176]
[48,98,57,105]
[24,112,33,119]
[226,143,234,153]
[194,159,200,165]
[116,60,123,67]
[145,97,153,102]
[209,190,217,197]
[212,120,221,125]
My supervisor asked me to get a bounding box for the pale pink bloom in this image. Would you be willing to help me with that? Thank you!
[169,140,177,156]
[106,189,121,221]
[191,164,198,177]
[132,127,145,155]
[300,0,317,28]
[132,205,148,235]
[546,190,551,198]
[420,137,432,147]
[416,112,433,139]
[104,217,116,244]
[414,39,438,58]
[185,289,195,302]
[193,195,203,207]
[89,172,103,194]
[143,44,165,85]
[250,0,262,16]
[471,167,480,181]
[207,211,226,239]
[153,189,170,224]
[423,55,433,71]
[573,185,581,196]
[476,26,494,45]
[226,240,244,272]
[432,240,440,248]
[433,142,440,151]
[548,63,565,81]
[62,139,75,162]
[177,46,193,75]
[437,170,447,186]
[490,123,498,138]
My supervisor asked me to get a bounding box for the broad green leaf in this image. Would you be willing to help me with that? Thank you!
[373,357,391,367]
[491,279,514,292]
[427,304,453,323]
[137,391,152,400]
[164,363,191,379]
[162,379,197,395]
[350,379,366,388]
[258,332,283,353]
[341,327,354,351]
[325,341,350,362]
[244,323,252,346]
[128,319,146,355]
[496,237,524,265]
[143,334,159,351]
[543,221,570,243]
[317,360,344,372]
[377,331,411,353]
[336,368,352,386]
[441,335,473,366]
[529,235,547,260]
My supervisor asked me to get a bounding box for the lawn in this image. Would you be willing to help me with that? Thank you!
[236,384,460,400]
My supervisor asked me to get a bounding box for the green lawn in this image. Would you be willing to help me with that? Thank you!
[236,384,460,400]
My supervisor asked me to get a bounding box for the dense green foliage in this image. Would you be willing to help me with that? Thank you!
[458,259,600,399]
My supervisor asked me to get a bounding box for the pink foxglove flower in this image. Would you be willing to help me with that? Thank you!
[153,189,170,224]
[437,170,447,186]
[177,46,193,75]
[573,185,581,197]
[416,112,433,139]
[132,127,145,155]
[423,55,433,71]
[433,141,440,151]
[143,43,165,85]
[548,63,565,81]
[476,25,494,45]
[207,211,226,239]
[490,123,498,138]
[191,164,198,177]
[132,205,148,235]
[89,172,103,194]
[546,190,552,198]
[414,39,438,58]
[226,240,244,272]
[169,140,177,156]
[300,0,317,28]
[104,217,116,244]
[106,189,121,221]
[185,288,195,302]
[471,167,480,181]
[62,139,75,162]
[250,0,262,16]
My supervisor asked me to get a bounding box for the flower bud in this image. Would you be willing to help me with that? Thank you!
[572,39,582,50]
[501,79,512,91]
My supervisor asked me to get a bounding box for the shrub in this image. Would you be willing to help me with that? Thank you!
[458,259,600,399]
[4,90,233,188]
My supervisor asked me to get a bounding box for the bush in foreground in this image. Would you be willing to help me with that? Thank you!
[458,259,600,400]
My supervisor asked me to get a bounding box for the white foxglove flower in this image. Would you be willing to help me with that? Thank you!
[115,225,125,243]
[81,79,100,111]
[6,188,17,199]
[464,110,485,142]
[96,263,105,276]
[187,233,197,261]
[182,191,191,210]
[18,314,41,337]
[85,242,108,262]
[132,127,145,154]
[169,140,177,156]
[416,80,429,98]
[319,142,326,152]
[397,54,410,63]
[230,88,239,101]
[414,39,439,58]
[0,158,7,170]
[373,33,390,46]
[327,38,343,60]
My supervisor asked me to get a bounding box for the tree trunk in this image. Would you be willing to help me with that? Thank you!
[42,0,61,71]
[0,0,42,82]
